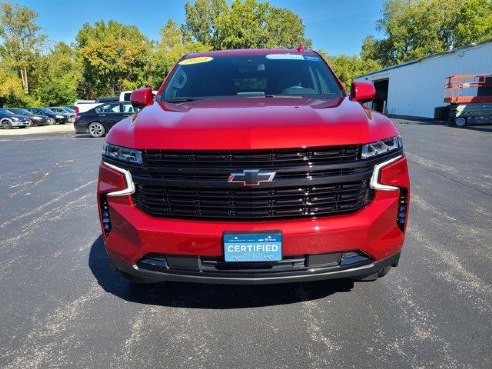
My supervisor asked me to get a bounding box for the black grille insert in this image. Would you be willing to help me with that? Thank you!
[133,180,372,220]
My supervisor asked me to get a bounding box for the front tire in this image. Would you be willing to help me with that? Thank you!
[455,117,466,127]
[88,122,106,138]
[1,120,12,129]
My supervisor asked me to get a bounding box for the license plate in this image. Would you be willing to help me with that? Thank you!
[224,232,282,262]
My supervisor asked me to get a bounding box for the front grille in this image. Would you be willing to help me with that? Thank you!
[134,180,372,219]
[117,145,380,221]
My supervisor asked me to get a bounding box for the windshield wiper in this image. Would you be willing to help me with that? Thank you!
[264,95,304,99]
[163,98,199,103]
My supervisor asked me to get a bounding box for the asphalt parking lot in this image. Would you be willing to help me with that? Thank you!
[0,120,491,369]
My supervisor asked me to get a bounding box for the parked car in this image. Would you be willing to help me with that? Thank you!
[8,108,54,126]
[97,48,410,285]
[96,96,119,103]
[74,100,102,114]
[26,108,70,124]
[74,102,137,138]
[49,107,76,123]
[0,108,31,129]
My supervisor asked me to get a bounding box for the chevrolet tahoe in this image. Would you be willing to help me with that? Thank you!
[97,48,410,284]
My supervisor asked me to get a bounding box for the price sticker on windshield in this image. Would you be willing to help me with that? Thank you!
[179,57,214,65]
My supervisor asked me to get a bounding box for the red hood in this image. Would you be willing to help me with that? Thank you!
[106,97,399,150]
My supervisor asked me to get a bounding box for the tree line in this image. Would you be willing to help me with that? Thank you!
[0,0,490,107]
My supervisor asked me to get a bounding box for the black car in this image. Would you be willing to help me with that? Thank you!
[8,108,54,126]
[0,108,31,129]
[74,102,137,138]
[49,107,76,123]
[26,108,70,124]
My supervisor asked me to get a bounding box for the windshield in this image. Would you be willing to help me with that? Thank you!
[41,108,55,114]
[0,108,14,115]
[64,107,75,113]
[162,54,343,102]
[11,108,32,115]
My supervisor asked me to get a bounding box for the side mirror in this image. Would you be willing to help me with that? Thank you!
[350,81,376,103]
[130,88,154,109]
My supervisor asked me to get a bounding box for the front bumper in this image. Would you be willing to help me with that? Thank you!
[31,118,47,126]
[11,120,30,127]
[98,156,410,284]
[110,251,401,284]
[55,116,69,124]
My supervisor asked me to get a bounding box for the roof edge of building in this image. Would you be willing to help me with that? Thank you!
[356,39,492,79]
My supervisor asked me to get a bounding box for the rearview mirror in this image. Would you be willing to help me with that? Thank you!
[130,88,154,109]
[350,81,376,103]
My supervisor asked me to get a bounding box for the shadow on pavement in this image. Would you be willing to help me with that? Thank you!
[89,235,354,309]
[462,126,492,133]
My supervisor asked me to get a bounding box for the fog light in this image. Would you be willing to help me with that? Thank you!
[340,251,371,266]
[100,195,111,235]
[397,189,408,231]
[137,257,168,271]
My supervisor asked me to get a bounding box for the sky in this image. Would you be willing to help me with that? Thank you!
[13,0,386,56]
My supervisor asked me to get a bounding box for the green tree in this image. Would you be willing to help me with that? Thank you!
[76,20,152,98]
[454,0,492,46]
[184,0,311,50]
[363,0,492,67]
[184,0,228,46]
[0,66,23,106]
[36,42,80,105]
[145,19,211,89]
[318,51,381,90]
[0,2,46,94]
[262,6,311,49]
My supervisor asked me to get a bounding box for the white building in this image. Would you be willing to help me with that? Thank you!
[355,40,492,119]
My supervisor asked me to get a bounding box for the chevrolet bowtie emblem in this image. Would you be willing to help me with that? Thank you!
[227,169,276,187]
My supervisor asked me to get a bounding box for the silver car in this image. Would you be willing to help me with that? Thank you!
[0,108,31,129]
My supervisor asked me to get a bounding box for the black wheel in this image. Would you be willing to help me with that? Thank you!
[88,122,106,138]
[1,120,12,129]
[454,117,466,127]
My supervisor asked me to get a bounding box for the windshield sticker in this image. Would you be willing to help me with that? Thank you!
[304,56,322,62]
[179,56,213,65]
[266,54,305,60]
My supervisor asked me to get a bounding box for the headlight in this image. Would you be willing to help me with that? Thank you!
[56,115,64,119]
[12,117,19,121]
[33,116,42,120]
[102,143,143,164]
[361,135,402,159]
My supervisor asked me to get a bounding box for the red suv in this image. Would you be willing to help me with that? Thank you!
[97,49,410,284]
